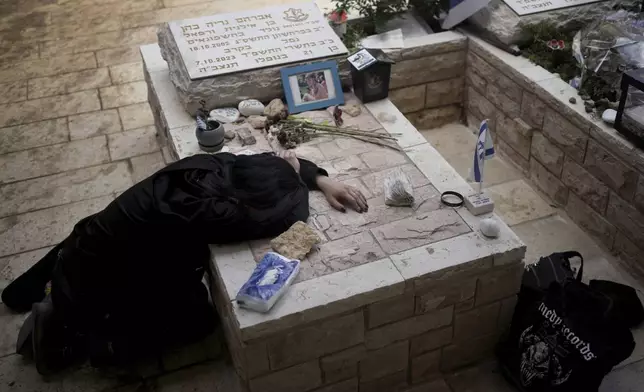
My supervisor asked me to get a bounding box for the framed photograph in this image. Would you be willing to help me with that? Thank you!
[280,61,344,114]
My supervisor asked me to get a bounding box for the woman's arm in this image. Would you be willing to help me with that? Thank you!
[299,158,328,191]
[278,151,368,213]
[316,175,368,213]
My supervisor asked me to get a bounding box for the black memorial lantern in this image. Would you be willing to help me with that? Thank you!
[348,48,394,104]
[615,69,644,150]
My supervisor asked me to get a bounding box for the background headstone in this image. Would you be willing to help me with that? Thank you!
[504,0,606,15]
[469,0,638,45]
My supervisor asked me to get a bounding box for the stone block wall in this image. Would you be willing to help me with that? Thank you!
[212,258,523,392]
[463,35,644,276]
[384,32,467,131]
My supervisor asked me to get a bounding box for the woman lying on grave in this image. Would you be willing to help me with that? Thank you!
[2,150,368,375]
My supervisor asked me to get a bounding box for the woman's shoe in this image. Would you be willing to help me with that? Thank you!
[32,300,77,375]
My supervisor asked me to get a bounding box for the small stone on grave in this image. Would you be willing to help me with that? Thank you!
[209,108,240,123]
[569,97,577,104]
[238,99,265,117]
[602,109,617,125]
[342,104,362,117]
[224,130,236,140]
[270,221,320,260]
[237,127,257,146]
[247,115,268,130]
[480,218,500,238]
[264,99,288,122]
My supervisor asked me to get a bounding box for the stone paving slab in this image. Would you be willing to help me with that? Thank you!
[422,124,523,188]
[0,355,63,392]
[118,102,155,131]
[0,195,113,258]
[0,307,28,358]
[100,81,149,109]
[130,152,166,183]
[96,46,143,67]
[512,214,605,264]
[107,125,159,160]
[600,359,644,392]
[0,118,69,155]
[28,68,112,99]
[0,247,53,281]
[0,90,101,128]
[109,62,145,85]
[0,81,27,105]
[487,179,556,226]
[69,110,122,140]
[0,53,98,84]
[0,161,133,217]
[0,136,111,185]
[39,26,159,57]
[446,360,515,392]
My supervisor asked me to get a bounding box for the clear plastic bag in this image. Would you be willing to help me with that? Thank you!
[573,10,644,106]
[384,170,414,207]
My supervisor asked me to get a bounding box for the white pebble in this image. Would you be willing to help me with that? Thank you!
[209,107,240,123]
[238,99,265,116]
[480,218,500,238]
[602,109,617,125]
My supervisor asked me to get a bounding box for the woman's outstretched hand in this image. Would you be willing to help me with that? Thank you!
[316,176,369,213]
[278,150,300,173]
[278,151,367,213]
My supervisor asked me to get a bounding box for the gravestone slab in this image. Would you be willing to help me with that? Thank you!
[170,3,347,79]
[469,0,636,45]
[503,0,606,16]
[158,3,351,114]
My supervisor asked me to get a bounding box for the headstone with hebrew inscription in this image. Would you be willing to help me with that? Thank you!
[158,3,349,114]
[469,0,636,45]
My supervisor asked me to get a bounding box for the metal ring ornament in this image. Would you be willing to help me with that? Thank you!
[440,191,464,208]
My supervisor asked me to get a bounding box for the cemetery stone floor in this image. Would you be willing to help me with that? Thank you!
[0,0,643,390]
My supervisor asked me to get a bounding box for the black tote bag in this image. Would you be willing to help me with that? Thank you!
[497,252,636,392]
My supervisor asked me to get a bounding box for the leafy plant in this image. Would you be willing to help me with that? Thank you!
[332,0,353,13]
[342,23,366,51]
[519,22,580,83]
[333,0,409,31]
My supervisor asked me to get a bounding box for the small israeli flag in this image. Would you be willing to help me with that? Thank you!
[471,120,495,186]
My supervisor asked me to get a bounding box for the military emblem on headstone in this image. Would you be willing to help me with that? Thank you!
[283,8,308,22]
